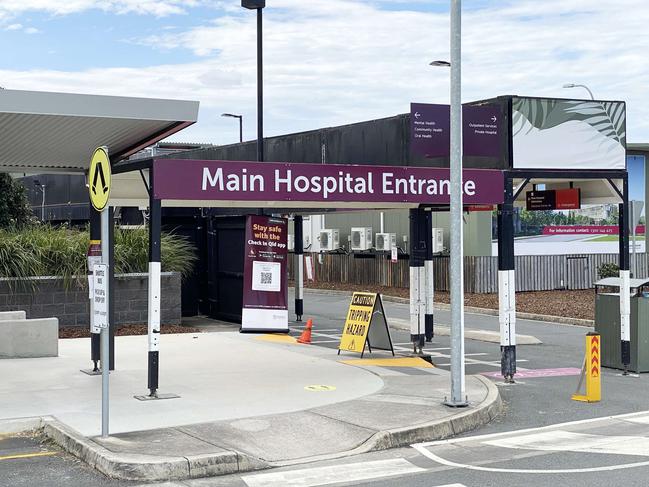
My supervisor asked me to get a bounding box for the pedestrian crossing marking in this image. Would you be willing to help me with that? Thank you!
[486,430,649,457]
[242,458,424,487]
[340,357,434,368]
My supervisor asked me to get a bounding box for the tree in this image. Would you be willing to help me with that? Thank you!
[0,174,34,228]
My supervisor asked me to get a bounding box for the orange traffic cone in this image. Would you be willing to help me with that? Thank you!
[297,319,313,344]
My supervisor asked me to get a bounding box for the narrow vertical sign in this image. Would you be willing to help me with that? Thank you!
[572,332,601,403]
[93,264,108,329]
[241,215,289,332]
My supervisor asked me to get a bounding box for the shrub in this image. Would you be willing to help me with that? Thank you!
[597,262,619,279]
[0,225,197,287]
[0,174,34,229]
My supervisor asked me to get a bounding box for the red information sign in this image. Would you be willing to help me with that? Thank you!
[555,189,581,210]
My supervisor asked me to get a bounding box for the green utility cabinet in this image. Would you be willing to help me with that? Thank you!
[594,277,649,373]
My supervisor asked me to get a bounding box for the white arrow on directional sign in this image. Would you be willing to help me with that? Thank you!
[491,116,497,122]
[415,112,421,119]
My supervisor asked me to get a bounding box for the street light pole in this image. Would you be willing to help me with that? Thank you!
[221,113,244,143]
[448,0,467,407]
[257,7,264,162]
[242,1,265,162]
[562,83,595,100]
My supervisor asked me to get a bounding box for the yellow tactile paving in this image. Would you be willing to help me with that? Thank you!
[255,334,298,344]
[340,357,434,368]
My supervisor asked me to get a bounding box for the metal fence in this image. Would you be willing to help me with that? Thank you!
[288,252,636,293]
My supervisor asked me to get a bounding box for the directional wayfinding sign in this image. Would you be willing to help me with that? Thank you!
[89,147,111,211]
[93,264,108,330]
[338,292,394,358]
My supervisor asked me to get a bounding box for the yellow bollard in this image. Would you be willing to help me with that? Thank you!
[572,332,601,403]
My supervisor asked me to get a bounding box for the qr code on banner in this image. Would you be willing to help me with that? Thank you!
[252,261,281,292]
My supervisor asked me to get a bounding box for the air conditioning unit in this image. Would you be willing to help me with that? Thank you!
[375,233,396,252]
[319,229,340,251]
[351,227,373,251]
[287,234,295,251]
[432,227,444,253]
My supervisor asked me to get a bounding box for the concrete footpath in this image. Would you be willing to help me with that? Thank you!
[0,330,501,482]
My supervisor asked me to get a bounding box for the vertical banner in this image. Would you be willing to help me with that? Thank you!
[241,215,289,332]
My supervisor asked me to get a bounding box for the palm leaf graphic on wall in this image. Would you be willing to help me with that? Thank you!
[512,98,626,146]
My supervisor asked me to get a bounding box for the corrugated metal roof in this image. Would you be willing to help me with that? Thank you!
[0,89,199,173]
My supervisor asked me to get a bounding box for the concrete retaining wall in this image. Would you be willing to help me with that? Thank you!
[0,317,58,358]
[0,273,181,328]
[0,311,26,321]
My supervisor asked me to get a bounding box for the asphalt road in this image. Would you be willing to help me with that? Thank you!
[0,432,133,487]
[174,291,649,487]
[8,290,649,486]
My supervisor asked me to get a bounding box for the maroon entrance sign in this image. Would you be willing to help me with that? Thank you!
[153,159,504,207]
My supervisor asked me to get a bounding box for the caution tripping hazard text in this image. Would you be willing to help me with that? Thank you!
[339,292,376,353]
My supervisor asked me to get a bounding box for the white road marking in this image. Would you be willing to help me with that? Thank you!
[412,410,649,474]
[486,430,649,457]
[412,443,649,474]
[242,458,424,487]
[415,410,649,448]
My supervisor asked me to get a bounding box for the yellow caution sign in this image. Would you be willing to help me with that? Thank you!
[338,292,394,358]
[572,332,601,403]
[88,147,111,211]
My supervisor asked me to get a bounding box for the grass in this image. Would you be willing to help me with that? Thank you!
[588,235,645,242]
[0,225,197,288]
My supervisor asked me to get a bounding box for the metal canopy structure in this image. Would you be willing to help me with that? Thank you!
[0,88,199,406]
[0,89,199,173]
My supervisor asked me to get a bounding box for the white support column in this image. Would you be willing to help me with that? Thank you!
[424,259,434,341]
[498,269,516,347]
[409,266,426,349]
[148,261,162,353]
[620,268,631,342]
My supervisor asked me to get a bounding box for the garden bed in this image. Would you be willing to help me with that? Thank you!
[59,324,202,339]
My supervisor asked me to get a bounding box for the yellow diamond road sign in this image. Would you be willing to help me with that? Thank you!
[89,147,111,211]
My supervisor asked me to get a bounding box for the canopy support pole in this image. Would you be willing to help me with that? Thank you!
[619,174,631,375]
[498,176,516,383]
[89,206,101,372]
[147,167,162,397]
[294,215,304,322]
[409,208,426,354]
[424,210,434,342]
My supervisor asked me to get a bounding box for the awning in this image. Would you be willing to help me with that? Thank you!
[513,178,623,206]
[0,89,199,174]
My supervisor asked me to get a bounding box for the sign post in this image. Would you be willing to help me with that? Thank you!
[338,293,394,358]
[89,146,112,438]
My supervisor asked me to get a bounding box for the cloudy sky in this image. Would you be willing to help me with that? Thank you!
[0,0,647,145]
